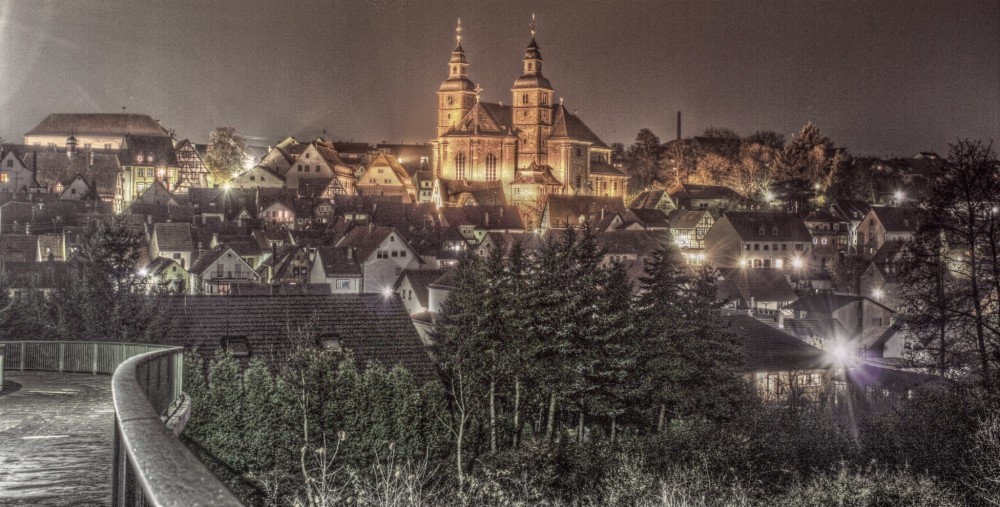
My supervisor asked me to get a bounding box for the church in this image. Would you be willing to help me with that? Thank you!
[429,18,628,223]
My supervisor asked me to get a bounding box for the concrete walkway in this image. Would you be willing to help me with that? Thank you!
[0,371,114,506]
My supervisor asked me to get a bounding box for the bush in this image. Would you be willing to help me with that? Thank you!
[769,464,962,507]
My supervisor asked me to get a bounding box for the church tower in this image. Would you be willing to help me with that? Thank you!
[437,19,478,137]
[512,14,555,168]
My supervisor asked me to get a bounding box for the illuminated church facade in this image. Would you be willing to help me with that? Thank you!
[429,18,627,217]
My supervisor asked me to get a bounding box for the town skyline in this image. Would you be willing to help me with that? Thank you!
[0,0,997,157]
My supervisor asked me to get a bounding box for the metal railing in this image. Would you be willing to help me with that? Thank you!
[0,341,243,506]
[111,346,242,506]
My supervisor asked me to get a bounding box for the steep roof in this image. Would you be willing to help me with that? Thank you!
[187,248,231,276]
[440,205,525,231]
[628,208,671,229]
[395,268,452,309]
[629,189,673,210]
[0,234,38,262]
[18,150,121,197]
[840,364,945,391]
[720,211,813,242]
[870,206,920,233]
[448,102,516,136]
[545,195,627,228]
[153,222,194,252]
[121,135,178,166]
[782,318,853,342]
[594,230,669,256]
[0,260,80,289]
[716,268,797,304]
[440,179,507,206]
[549,104,609,148]
[158,294,437,383]
[669,209,712,230]
[726,314,832,372]
[785,294,894,314]
[513,162,562,186]
[669,183,743,202]
[336,225,405,262]
[313,246,363,277]
[25,113,169,138]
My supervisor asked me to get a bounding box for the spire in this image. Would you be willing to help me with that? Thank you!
[529,13,536,38]
[456,18,463,45]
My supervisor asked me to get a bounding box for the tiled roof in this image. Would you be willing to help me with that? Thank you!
[785,294,893,315]
[158,294,437,383]
[839,364,944,391]
[146,256,185,275]
[18,150,121,197]
[669,209,711,230]
[629,208,671,229]
[396,268,452,309]
[870,206,920,233]
[545,195,626,228]
[628,189,672,210]
[0,234,38,262]
[549,104,609,149]
[720,211,813,242]
[440,179,508,206]
[122,135,178,166]
[588,161,627,177]
[716,268,797,304]
[513,162,562,186]
[669,183,743,202]
[782,318,853,341]
[153,222,194,252]
[187,248,229,276]
[0,260,80,289]
[440,205,525,231]
[428,269,457,290]
[25,113,169,138]
[725,314,832,372]
[313,246,363,278]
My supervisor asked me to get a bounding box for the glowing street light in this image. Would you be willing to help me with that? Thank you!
[831,343,850,364]
[382,287,395,299]
[872,288,884,301]
[894,190,905,202]
[791,257,803,269]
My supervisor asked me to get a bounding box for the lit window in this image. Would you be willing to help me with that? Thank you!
[485,153,497,181]
[455,153,466,179]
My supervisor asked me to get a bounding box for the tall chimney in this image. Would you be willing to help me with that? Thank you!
[777,312,785,329]
[676,111,682,141]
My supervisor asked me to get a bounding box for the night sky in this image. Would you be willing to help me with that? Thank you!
[0,0,996,156]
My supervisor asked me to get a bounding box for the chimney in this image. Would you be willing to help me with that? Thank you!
[777,312,785,329]
[499,207,505,218]
[484,211,490,227]
[89,150,94,167]
[676,111,682,141]
[272,242,278,261]
[347,246,354,261]
[368,221,374,234]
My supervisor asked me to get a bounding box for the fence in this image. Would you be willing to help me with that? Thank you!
[0,341,243,506]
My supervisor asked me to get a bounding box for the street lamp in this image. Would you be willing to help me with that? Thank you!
[894,190,905,203]
[872,288,883,301]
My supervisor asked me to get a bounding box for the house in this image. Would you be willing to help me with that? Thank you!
[0,234,38,262]
[860,240,907,310]
[669,209,714,265]
[726,314,834,404]
[703,211,813,270]
[261,138,357,194]
[830,200,872,253]
[784,294,894,349]
[150,222,195,269]
[157,294,437,382]
[628,189,675,211]
[310,246,364,293]
[36,234,65,261]
[413,170,435,203]
[837,364,946,405]
[57,175,97,200]
[541,194,626,230]
[627,208,671,230]
[356,153,416,203]
[439,205,525,244]
[116,135,181,211]
[594,229,669,264]
[803,210,848,272]
[173,139,210,191]
[0,260,79,297]
[716,268,797,312]
[0,150,42,194]
[857,206,919,259]
[145,256,189,293]
[187,247,260,295]
[334,225,422,293]
[19,149,121,204]
[230,164,286,190]
[259,245,313,285]
[395,268,452,316]
[23,113,169,150]
[668,183,742,211]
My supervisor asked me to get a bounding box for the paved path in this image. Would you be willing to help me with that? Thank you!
[0,371,114,506]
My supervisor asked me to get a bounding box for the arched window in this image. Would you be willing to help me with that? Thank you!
[522,93,529,105]
[455,152,466,180]
[485,153,497,181]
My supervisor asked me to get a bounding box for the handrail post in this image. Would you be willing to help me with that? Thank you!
[20,342,25,371]
[59,343,65,372]
[93,343,98,375]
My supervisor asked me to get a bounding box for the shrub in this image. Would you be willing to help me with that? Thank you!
[769,464,962,507]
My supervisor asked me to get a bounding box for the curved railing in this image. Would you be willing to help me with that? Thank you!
[0,341,243,506]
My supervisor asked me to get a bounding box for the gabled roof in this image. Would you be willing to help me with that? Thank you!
[726,314,832,372]
[669,209,712,230]
[719,211,813,242]
[448,102,516,136]
[840,364,944,391]
[313,246,363,277]
[716,268,797,304]
[629,189,673,210]
[187,247,248,276]
[336,225,412,262]
[121,135,178,166]
[153,222,194,252]
[439,179,507,206]
[439,205,525,231]
[25,113,169,138]
[146,256,186,275]
[588,161,628,177]
[545,195,626,228]
[549,104,609,149]
[395,268,452,309]
[629,208,671,229]
[18,150,121,197]
[782,318,853,342]
[869,206,920,233]
[785,294,894,314]
[158,294,436,383]
[669,183,743,202]
[0,260,81,289]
